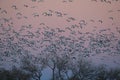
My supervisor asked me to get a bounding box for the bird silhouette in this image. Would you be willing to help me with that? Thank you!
[71,24,79,29]
[1,10,7,14]
[66,17,76,22]
[40,23,45,25]
[91,0,97,2]
[32,13,39,17]
[38,0,44,2]
[31,6,38,8]
[65,27,72,31]
[55,11,63,17]
[79,20,87,29]
[106,1,111,4]
[23,16,28,19]
[108,10,114,13]
[56,28,65,33]
[116,27,120,34]
[117,10,120,12]
[63,0,73,2]
[11,5,18,10]
[109,17,113,20]
[24,4,29,8]
[31,0,37,2]
[16,12,22,16]
[42,12,52,16]
[68,17,76,21]
[16,12,22,19]
[98,20,103,23]
[90,19,95,22]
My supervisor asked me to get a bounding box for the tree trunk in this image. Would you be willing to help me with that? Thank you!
[58,69,63,80]
[52,63,55,80]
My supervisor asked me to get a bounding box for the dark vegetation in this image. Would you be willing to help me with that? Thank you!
[0,61,120,80]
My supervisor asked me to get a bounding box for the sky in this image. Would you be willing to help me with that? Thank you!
[0,0,120,32]
[0,0,120,70]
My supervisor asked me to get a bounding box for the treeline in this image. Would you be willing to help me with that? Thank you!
[0,58,120,80]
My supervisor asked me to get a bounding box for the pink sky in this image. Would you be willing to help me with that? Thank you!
[0,0,120,32]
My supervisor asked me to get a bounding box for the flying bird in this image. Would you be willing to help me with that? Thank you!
[40,23,45,25]
[42,12,52,16]
[106,1,111,4]
[66,17,76,22]
[108,10,114,13]
[117,10,120,12]
[31,0,37,2]
[79,20,87,29]
[116,27,120,34]
[31,6,38,8]
[98,20,103,23]
[16,12,22,16]
[26,24,32,29]
[90,19,95,22]
[11,5,18,10]
[56,28,65,32]
[23,16,28,19]
[24,4,29,8]
[91,0,97,2]
[109,17,113,20]
[66,19,71,22]
[38,0,44,2]
[71,24,79,29]
[65,27,72,31]
[69,17,76,20]
[63,0,73,2]
[55,11,63,17]
[1,10,7,14]
[32,13,39,17]
[69,0,73,2]
[16,12,22,19]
